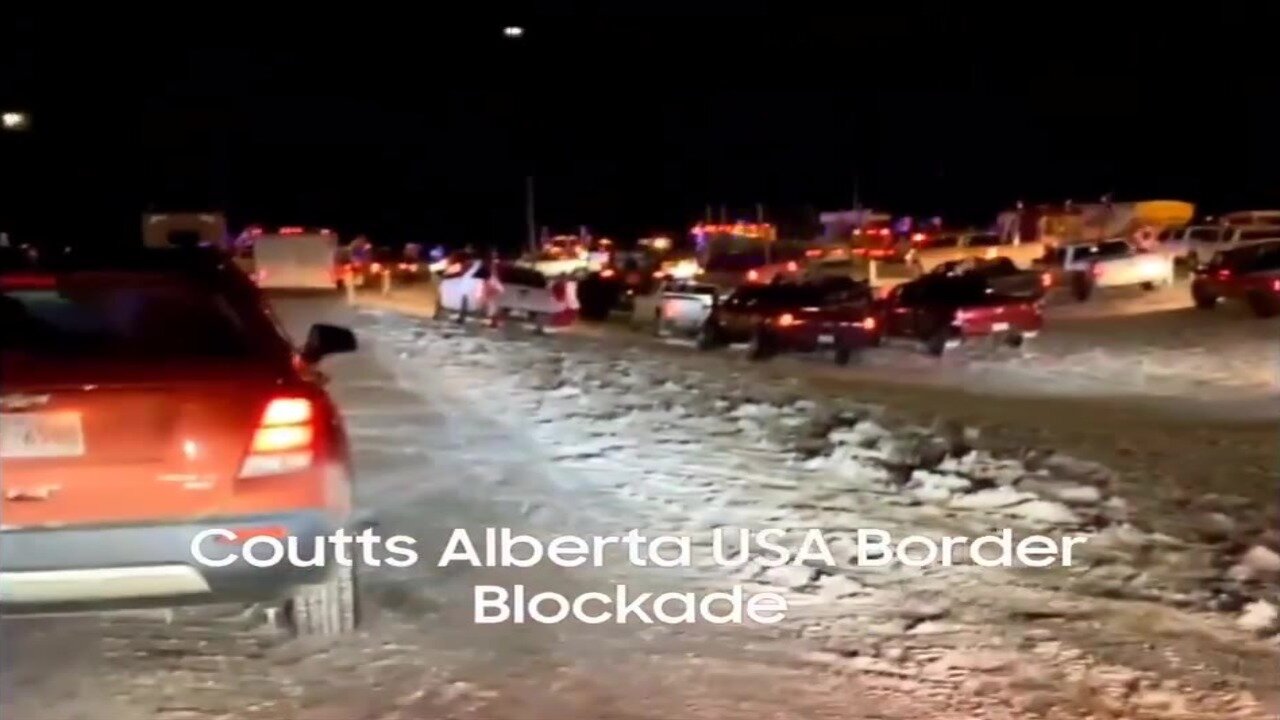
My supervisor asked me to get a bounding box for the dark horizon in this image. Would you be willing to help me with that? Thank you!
[2,8,1278,247]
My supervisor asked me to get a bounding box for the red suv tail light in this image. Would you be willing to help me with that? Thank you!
[240,396,317,478]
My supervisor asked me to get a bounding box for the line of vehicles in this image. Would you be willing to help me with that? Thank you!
[3,207,1277,638]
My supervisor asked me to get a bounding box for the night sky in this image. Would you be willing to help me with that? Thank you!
[2,7,1278,248]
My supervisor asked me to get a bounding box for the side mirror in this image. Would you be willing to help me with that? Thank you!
[301,323,357,363]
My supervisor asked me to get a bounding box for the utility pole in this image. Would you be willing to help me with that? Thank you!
[525,175,537,255]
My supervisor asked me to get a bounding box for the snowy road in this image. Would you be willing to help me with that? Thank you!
[3,294,1276,719]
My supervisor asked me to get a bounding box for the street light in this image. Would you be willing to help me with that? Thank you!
[2,111,30,131]
[503,25,524,39]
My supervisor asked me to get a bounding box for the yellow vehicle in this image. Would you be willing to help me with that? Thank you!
[904,231,1044,274]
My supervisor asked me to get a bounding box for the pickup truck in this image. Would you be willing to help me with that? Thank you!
[1191,240,1280,318]
[437,260,578,328]
[1043,239,1175,301]
[630,280,719,337]
[802,256,918,299]
[698,276,879,364]
[875,259,1045,356]
[905,232,1045,274]
[1165,225,1280,267]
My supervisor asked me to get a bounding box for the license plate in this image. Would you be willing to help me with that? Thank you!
[0,411,86,459]
[817,334,835,344]
[992,322,1010,332]
[507,309,527,318]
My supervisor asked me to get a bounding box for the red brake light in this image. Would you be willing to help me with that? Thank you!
[600,268,616,279]
[777,313,795,327]
[0,273,57,289]
[261,397,313,426]
[879,228,891,236]
[240,397,317,477]
[911,232,926,243]
[747,269,761,282]
[1217,269,1232,280]
[785,261,798,272]
[279,227,305,235]
[252,425,314,453]
[1272,278,1280,292]
[370,262,384,273]
[805,248,823,258]
[1090,264,1104,277]
[862,316,877,331]
[1041,272,1053,288]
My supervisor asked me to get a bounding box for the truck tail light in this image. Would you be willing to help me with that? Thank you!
[1272,278,1280,293]
[240,396,316,478]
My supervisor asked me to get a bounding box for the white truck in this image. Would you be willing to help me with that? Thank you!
[1049,239,1175,301]
[1164,225,1280,266]
[630,280,718,337]
[437,260,579,328]
[251,228,339,290]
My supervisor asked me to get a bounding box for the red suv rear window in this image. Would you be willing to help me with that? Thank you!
[1,272,262,358]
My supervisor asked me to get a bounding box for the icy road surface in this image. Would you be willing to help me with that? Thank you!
[2,294,1276,720]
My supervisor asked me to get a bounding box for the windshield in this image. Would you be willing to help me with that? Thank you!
[1237,228,1280,242]
[0,273,257,357]
[1076,240,1132,260]
[1188,227,1223,242]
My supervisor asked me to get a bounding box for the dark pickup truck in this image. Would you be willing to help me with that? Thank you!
[698,276,879,364]
[876,258,1046,356]
[1191,240,1280,318]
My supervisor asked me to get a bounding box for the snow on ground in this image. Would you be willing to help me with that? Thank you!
[358,308,1280,718]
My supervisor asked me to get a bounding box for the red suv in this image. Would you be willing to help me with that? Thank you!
[0,247,360,636]
[1191,240,1280,317]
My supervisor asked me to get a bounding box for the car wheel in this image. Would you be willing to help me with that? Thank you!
[1140,281,1156,291]
[456,296,469,324]
[1247,291,1280,318]
[285,563,360,638]
[1070,272,1093,302]
[747,327,772,361]
[1004,332,1025,349]
[1191,285,1218,310]
[925,330,949,357]
[833,344,855,366]
[695,320,720,350]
